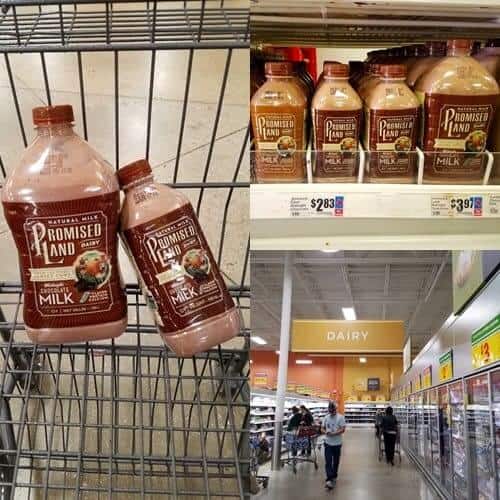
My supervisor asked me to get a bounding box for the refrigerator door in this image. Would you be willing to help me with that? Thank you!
[490,369,500,500]
[424,390,432,469]
[439,384,452,495]
[418,393,426,462]
[450,380,468,500]
[466,374,495,500]
[429,388,442,482]
[409,395,417,455]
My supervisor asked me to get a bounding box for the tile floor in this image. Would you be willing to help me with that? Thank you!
[254,428,439,500]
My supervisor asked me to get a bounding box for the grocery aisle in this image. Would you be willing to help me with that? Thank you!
[254,428,438,500]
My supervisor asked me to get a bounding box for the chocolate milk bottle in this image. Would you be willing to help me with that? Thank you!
[118,160,240,357]
[2,105,127,344]
[415,39,499,183]
[406,42,446,89]
[475,41,500,183]
[358,64,382,101]
[251,62,307,182]
[311,63,362,182]
[364,64,420,183]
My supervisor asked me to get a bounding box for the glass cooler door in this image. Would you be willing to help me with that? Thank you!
[408,394,417,454]
[466,374,494,500]
[429,388,442,482]
[417,393,426,462]
[439,384,453,495]
[450,380,468,500]
[423,390,432,470]
[491,369,500,500]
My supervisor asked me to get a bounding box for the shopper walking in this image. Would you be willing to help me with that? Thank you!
[299,405,314,456]
[381,406,399,465]
[321,401,346,490]
[287,406,302,457]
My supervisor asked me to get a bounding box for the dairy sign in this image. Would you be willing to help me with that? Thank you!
[291,320,404,353]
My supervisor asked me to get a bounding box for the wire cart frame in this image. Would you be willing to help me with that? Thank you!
[0,0,250,498]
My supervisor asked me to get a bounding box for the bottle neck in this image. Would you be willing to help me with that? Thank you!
[324,76,349,81]
[36,122,75,137]
[266,74,292,81]
[380,77,405,83]
[123,174,155,192]
[447,48,470,57]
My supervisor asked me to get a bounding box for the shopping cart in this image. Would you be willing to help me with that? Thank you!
[378,431,402,465]
[249,435,270,489]
[0,0,250,498]
[281,426,319,474]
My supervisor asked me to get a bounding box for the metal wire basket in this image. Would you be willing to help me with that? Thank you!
[0,0,250,498]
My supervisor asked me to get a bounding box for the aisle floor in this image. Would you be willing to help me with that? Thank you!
[254,428,438,500]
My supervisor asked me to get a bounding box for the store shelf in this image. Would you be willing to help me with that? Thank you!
[0,0,249,52]
[251,182,500,250]
[250,0,500,47]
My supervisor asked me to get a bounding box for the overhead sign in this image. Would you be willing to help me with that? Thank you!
[453,251,500,314]
[422,366,432,389]
[472,314,500,369]
[291,320,405,352]
[439,350,453,382]
[253,373,268,387]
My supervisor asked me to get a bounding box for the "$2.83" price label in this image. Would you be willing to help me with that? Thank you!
[290,195,344,217]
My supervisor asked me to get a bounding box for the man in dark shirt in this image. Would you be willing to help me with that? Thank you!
[287,406,302,431]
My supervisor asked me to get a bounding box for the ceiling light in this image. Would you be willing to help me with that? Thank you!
[250,360,253,364]
[322,249,339,253]
[359,357,367,363]
[342,307,357,321]
[275,351,280,355]
[251,336,267,345]
[296,359,313,365]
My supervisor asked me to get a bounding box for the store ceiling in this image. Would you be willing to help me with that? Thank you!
[251,250,452,356]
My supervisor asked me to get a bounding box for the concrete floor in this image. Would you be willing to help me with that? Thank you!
[254,428,438,500]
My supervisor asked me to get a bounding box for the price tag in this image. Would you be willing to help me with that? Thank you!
[431,194,483,217]
[471,315,500,369]
[290,195,344,217]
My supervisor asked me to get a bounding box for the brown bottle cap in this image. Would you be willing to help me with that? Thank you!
[369,63,382,76]
[117,159,153,188]
[265,61,293,77]
[33,105,74,126]
[447,39,473,53]
[324,63,349,78]
[380,64,406,79]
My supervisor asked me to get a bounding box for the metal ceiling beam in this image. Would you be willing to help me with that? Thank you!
[252,254,447,266]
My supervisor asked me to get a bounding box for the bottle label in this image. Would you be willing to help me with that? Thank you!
[3,193,126,329]
[422,93,497,179]
[313,109,361,178]
[367,108,418,178]
[252,105,306,181]
[122,204,234,334]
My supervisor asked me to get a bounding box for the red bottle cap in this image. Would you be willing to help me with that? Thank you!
[32,105,74,126]
[265,61,293,77]
[324,63,349,78]
[117,159,153,188]
[380,64,406,79]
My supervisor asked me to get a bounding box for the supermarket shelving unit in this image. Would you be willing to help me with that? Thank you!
[344,401,388,427]
[0,0,250,498]
[250,0,500,250]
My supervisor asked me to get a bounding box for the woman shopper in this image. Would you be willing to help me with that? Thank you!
[321,401,346,490]
[381,406,399,465]
[299,405,314,456]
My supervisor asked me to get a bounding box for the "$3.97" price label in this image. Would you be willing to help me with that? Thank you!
[431,194,483,217]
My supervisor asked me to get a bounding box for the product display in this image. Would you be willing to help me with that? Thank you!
[395,368,500,500]
[2,105,128,344]
[364,64,419,183]
[119,159,240,357]
[344,401,389,426]
[251,61,308,183]
[415,39,499,183]
[311,63,362,182]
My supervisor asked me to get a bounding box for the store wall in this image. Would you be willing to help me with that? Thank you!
[395,269,500,396]
[343,357,402,401]
[250,351,402,410]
